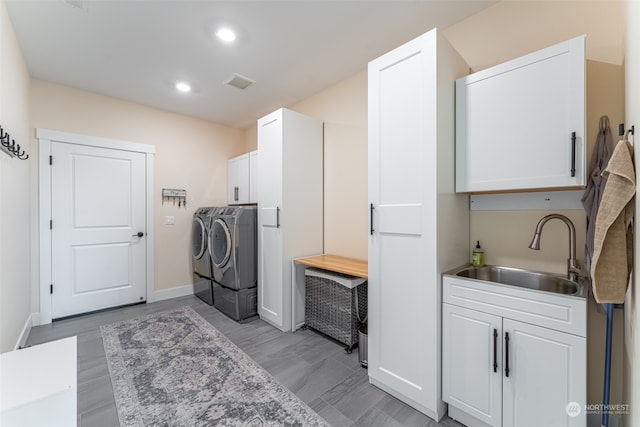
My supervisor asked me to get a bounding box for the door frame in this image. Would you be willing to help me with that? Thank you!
[37,128,155,325]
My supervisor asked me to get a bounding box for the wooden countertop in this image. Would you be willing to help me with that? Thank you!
[294,254,368,278]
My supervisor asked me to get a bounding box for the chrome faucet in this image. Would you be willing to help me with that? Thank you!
[528,214,580,282]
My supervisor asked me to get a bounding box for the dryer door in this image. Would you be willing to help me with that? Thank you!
[209,218,232,268]
[192,217,207,260]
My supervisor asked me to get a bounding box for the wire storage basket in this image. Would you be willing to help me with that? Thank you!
[304,268,367,351]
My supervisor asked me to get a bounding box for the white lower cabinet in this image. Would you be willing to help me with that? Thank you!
[443,299,586,427]
[502,319,586,427]
[443,304,502,427]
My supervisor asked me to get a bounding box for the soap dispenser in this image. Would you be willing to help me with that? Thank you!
[472,241,485,267]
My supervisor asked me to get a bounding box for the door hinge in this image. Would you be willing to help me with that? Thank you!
[50,219,53,230]
[49,155,53,165]
[50,284,53,294]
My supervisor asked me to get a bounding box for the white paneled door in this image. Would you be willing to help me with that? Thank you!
[50,142,147,319]
[257,112,284,329]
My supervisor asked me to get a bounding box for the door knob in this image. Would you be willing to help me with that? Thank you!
[132,232,144,238]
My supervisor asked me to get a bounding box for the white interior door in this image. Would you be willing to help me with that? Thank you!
[50,141,147,319]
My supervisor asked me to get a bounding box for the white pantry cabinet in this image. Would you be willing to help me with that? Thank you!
[456,35,586,193]
[257,108,323,331]
[367,28,470,421]
[442,275,587,427]
[227,150,258,205]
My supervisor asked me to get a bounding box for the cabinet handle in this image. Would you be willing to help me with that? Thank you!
[234,186,239,201]
[370,203,375,235]
[493,328,498,373]
[276,207,280,228]
[504,332,510,377]
[570,132,576,177]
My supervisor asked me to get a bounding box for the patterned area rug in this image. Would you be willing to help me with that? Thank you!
[101,306,329,427]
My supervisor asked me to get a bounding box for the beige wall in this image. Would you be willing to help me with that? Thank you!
[292,71,368,260]
[30,80,245,297]
[244,70,369,260]
[0,0,32,352]
[443,0,624,72]
[625,0,640,424]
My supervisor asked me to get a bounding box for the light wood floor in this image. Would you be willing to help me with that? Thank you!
[26,295,464,427]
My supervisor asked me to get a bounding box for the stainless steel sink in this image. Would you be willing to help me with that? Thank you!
[451,265,584,296]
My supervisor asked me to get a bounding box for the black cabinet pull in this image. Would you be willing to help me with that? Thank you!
[493,329,498,373]
[570,132,576,177]
[276,207,280,228]
[370,203,375,235]
[234,186,239,201]
[505,332,510,377]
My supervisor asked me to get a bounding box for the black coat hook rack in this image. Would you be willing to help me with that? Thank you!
[0,125,29,160]
[618,123,635,137]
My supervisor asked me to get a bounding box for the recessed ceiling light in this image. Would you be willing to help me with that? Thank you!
[215,27,236,43]
[175,82,191,93]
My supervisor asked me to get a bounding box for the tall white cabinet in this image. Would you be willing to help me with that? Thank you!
[257,108,323,332]
[367,28,470,420]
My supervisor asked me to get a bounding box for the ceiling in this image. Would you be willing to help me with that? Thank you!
[5,0,497,128]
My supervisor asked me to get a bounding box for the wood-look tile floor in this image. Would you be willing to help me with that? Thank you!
[26,295,465,427]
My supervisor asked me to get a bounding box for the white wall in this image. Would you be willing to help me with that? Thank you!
[624,0,640,424]
[0,0,32,353]
[29,80,245,306]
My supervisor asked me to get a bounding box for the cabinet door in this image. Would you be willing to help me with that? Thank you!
[443,304,502,427]
[249,150,258,204]
[228,154,249,204]
[257,113,284,329]
[456,36,585,192]
[502,319,586,427]
[368,29,440,411]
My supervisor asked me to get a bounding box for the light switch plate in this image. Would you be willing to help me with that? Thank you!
[165,215,175,225]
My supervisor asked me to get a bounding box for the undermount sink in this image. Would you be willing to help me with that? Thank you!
[451,265,584,296]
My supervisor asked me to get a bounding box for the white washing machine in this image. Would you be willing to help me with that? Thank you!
[192,207,216,305]
[208,206,257,321]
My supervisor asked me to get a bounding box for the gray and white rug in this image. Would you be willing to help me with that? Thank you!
[101,306,329,427]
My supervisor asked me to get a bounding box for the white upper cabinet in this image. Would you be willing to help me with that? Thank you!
[249,150,258,204]
[227,150,257,205]
[456,35,586,193]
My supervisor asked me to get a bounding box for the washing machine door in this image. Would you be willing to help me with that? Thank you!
[192,217,207,260]
[209,218,232,268]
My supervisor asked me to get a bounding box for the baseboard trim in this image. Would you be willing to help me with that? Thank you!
[15,313,33,350]
[151,284,194,302]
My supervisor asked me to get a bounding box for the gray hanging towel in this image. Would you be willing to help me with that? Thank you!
[582,116,614,273]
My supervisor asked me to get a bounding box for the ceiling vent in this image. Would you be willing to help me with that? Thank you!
[62,0,88,11]
[224,73,255,90]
